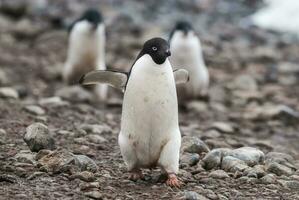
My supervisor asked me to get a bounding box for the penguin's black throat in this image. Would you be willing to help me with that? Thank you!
[137,37,171,65]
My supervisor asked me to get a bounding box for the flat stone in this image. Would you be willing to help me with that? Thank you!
[283,180,299,190]
[39,96,69,107]
[186,101,208,113]
[0,87,19,99]
[84,190,103,199]
[210,122,234,134]
[266,162,293,176]
[260,174,276,184]
[184,191,209,200]
[208,170,229,179]
[14,151,36,164]
[79,124,112,135]
[87,134,107,144]
[70,171,95,182]
[56,86,93,103]
[80,182,100,191]
[24,105,45,115]
[266,152,296,170]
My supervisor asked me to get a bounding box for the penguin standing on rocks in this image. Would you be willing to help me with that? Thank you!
[80,38,189,187]
[63,9,107,101]
[169,21,209,102]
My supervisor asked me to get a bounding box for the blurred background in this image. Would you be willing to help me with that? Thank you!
[0,0,299,199]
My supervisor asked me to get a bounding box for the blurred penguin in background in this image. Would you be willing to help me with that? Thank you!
[63,9,107,101]
[169,21,209,103]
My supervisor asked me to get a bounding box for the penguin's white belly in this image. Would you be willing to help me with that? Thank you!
[120,56,180,168]
[171,50,209,99]
[70,35,97,68]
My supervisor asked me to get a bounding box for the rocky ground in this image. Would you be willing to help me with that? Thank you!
[0,0,299,199]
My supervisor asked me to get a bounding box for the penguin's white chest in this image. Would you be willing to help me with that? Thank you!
[170,32,209,98]
[120,55,180,166]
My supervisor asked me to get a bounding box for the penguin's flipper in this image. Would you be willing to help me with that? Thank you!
[79,70,128,91]
[173,69,189,84]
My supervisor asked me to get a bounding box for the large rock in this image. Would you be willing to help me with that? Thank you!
[37,149,74,174]
[181,136,210,154]
[24,123,55,152]
[221,156,249,173]
[37,149,98,174]
[201,148,231,170]
[227,147,265,166]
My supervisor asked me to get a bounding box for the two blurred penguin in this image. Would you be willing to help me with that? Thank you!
[64,9,209,103]
[169,21,209,103]
[63,9,107,101]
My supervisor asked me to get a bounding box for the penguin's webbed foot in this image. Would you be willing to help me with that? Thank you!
[166,173,181,188]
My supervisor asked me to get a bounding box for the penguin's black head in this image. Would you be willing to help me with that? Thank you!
[68,9,103,33]
[174,21,193,34]
[139,37,171,65]
[169,21,193,40]
[81,9,102,28]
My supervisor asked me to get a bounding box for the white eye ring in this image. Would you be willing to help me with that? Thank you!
[152,46,157,51]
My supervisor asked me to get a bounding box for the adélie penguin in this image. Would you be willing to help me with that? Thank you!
[80,38,189,187]
[169,21,209,102]
[63,9,108,101]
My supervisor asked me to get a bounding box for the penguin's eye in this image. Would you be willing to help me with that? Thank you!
[152,46,157,51]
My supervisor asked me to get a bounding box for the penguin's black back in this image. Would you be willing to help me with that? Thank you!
[169,21,193,41]
[68,9,103,33]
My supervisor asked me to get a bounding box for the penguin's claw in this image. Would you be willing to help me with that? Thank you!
[129,170,144,181]
[166,174,181,188]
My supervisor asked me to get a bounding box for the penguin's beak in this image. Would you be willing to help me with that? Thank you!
[165,49,171,57]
